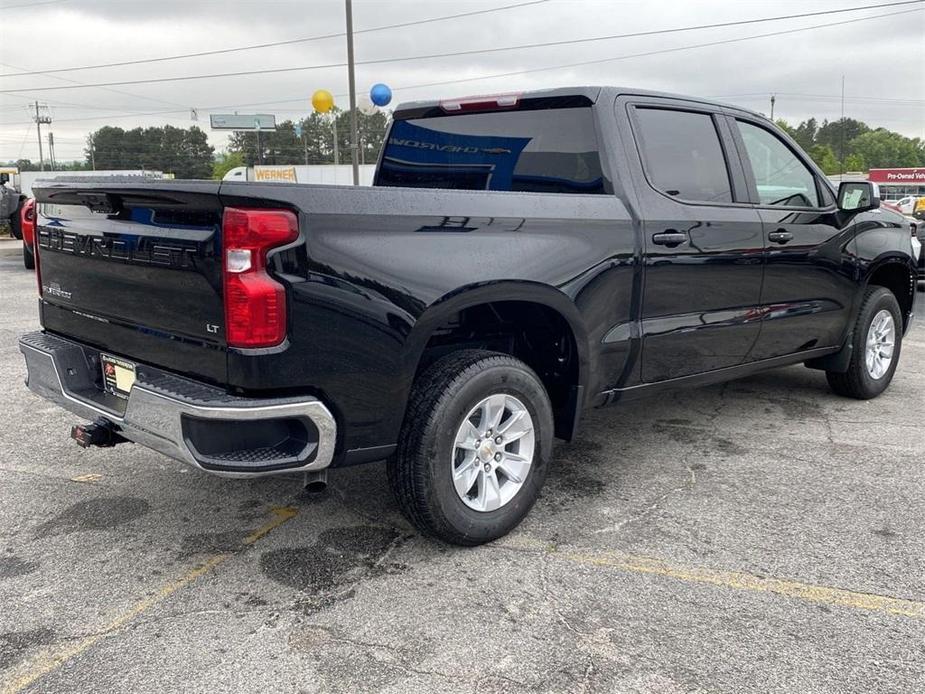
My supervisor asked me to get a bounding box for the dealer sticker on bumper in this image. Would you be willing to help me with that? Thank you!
[100,354,136,399]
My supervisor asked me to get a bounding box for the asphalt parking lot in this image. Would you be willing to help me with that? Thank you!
[1,242,923,693]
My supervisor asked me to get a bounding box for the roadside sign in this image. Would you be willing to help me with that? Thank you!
[209,114,277,131]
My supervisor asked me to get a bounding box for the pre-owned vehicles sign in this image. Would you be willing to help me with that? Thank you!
[868,168,925,184]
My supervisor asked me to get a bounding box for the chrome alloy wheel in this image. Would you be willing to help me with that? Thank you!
[451,394,535,512]
[865,309,896,380]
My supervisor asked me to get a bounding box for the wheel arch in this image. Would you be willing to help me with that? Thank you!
[864,255,916,332]
[403,281,592,440]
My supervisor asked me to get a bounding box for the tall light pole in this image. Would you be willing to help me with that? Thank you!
[344,0,359,185]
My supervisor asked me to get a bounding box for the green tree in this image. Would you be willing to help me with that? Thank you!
[212,151,245,180]
[775,119,797,139]
[847,129,925,169]
[809,144,840,175]
[228,120,304,165]
[793,118,818,152]
[227,110,390,166]
[815,118,870,155]
[85,125,214,178]
[843,153,866,172]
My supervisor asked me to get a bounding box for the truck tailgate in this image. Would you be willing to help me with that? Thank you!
[33,180,227,384]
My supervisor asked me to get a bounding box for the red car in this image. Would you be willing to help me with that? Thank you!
[20,197,35,269]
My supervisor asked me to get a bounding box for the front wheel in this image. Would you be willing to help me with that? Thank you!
[826,286,903,399]
[388,350,553,546]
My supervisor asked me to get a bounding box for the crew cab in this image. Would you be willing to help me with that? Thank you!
[20,87,919,545]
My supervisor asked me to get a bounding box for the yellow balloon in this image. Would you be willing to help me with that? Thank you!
[311,89,334,113]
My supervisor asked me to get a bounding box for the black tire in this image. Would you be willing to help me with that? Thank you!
[388,349,553,546]
[9,211,22,240]
[826,286,902,399]
[23,243,35,270]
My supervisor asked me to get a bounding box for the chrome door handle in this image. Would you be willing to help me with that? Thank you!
[652,230,688,247]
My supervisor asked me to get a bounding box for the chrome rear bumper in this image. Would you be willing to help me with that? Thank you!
[19,331,336,478]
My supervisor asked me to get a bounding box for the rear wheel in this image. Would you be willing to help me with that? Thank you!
[388,350,553,546]
[826,286,902,399]
[23,243,35,270]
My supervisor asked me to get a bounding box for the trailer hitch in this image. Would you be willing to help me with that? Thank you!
[70,418,128,449]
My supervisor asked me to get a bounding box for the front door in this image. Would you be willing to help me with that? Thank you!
[730,117,858,360]
[627,103,765,383]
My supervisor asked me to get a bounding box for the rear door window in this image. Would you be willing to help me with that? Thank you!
[376,107,605,194]
[633,107,733,204]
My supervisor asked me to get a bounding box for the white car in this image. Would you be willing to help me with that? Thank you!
[895,196,919,215]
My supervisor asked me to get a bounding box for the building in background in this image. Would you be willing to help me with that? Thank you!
[867,168,925,201]
[828,168,925,202]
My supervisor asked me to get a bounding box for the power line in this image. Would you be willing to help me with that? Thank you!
[1,6,920,126]
[0,0,551,78]
[340,6,925,102]
[2,2,922,95]
[0,61,190,110]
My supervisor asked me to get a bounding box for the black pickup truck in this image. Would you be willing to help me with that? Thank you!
[20,87,919,545]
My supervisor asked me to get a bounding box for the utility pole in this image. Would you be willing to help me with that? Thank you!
[33,101,51,171]
[769,94,775,120]
[89,134,96,170]
[839,74,846,179]
[255,119,262,165]
[345,0,359,185]
[48,132,56,169]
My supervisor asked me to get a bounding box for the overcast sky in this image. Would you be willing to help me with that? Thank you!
[0,0,922,163]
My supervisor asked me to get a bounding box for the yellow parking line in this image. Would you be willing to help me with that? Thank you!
[2,506,299,694]
[504,538,924,619]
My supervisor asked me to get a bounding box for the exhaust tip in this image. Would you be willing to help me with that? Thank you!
[302,470,328,494]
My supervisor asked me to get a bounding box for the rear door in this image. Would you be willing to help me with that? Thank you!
[624,99,765,383]
[728,116,857,359]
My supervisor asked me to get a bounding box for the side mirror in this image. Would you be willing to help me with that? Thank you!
[837,181,880,213]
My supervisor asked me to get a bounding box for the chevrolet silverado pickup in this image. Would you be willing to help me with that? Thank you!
[20,87,919,545]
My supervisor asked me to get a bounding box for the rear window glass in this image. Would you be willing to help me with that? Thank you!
[376,107,605,194]
[634,107,733,204]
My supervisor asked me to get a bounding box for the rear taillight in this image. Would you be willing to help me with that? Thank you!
[221,207,299,348]
[21,199,40,292]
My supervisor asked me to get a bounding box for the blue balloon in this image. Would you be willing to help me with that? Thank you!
[370,83,392,107]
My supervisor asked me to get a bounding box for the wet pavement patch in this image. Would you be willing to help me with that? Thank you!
[259,526,402,610]
[0,556,39,580]
[0,628,56,670]
[34,497,150,537]
[715,438,748,457]
[545,439,608,503]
